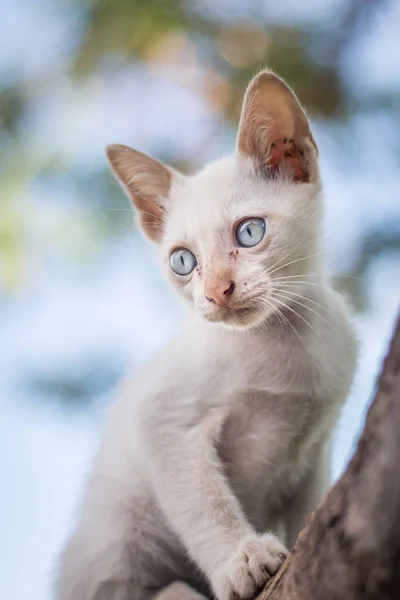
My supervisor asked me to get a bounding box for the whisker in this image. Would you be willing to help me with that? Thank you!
[266,296,322,339]
[126,181,169,210]
[272,273,363,282]
[274,302,302,342]
[268,252,322,275]
[271,280,332,292]
[274,306,285,333]
[273,286,338,320]
[272,291,331,327]
[333,274,364,282]
[118,225,135,235]
[271,274,322,280]
[265,297,303,343]
[265,252,323,278]
[261,245,298,278]
[136,210,164,223]
[261,297,284,333]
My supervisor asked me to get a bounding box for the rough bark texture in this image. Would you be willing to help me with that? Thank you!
[258,311,400,600]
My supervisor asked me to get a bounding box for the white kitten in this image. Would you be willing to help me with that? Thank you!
[56,70,357,600]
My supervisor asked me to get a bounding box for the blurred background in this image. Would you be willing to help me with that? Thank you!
[0,0,399,598]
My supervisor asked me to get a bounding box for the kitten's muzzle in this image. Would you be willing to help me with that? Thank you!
[205,280,235,307]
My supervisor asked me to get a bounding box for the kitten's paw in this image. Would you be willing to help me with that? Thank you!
[213,533,288,600]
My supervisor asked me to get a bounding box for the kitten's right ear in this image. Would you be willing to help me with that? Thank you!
[106,144,174,243]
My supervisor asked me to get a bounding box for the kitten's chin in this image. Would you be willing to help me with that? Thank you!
[201,306,270,331]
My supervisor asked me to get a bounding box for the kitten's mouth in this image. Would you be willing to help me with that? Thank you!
[203,304,265,329]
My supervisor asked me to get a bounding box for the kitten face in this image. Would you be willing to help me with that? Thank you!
[106,69,321,330]
[161,158,322,329]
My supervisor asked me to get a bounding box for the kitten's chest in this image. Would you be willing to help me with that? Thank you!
[219,393,309,469]
[218,390,335,506]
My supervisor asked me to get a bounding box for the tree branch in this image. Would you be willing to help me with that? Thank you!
[258,311,400,600]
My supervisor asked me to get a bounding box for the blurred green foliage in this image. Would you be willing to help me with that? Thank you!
[0,0,399,302]
[1,0,399,404]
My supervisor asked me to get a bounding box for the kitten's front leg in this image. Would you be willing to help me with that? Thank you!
[140,406,288,600]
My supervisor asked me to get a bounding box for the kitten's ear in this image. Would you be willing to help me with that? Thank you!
[106,144,176,243]
[237,70,318,183]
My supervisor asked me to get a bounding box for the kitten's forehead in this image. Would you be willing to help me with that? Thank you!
[163,156,317,250]
[165,158,258,245]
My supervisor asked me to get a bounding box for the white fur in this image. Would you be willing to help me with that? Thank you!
[56,78,357,600]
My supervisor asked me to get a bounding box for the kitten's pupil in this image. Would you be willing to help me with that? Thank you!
[247,226,252,237]
[180,255,185,266]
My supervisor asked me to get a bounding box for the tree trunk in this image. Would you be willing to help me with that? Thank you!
[258,311,400,600]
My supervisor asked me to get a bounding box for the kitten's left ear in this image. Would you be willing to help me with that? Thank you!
[106,144,179,243]
[237,69,318,183]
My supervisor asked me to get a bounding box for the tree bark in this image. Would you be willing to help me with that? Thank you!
[258,311,400,600]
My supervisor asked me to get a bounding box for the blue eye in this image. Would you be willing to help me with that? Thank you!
[236,218,266,247]
[170,248,197,276]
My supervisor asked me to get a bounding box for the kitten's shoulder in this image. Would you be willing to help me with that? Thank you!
[109,320,222,412]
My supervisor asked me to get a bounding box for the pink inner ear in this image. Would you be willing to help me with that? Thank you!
[266,138,309,183]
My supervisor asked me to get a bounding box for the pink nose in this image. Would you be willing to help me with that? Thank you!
[205,281,235,306]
